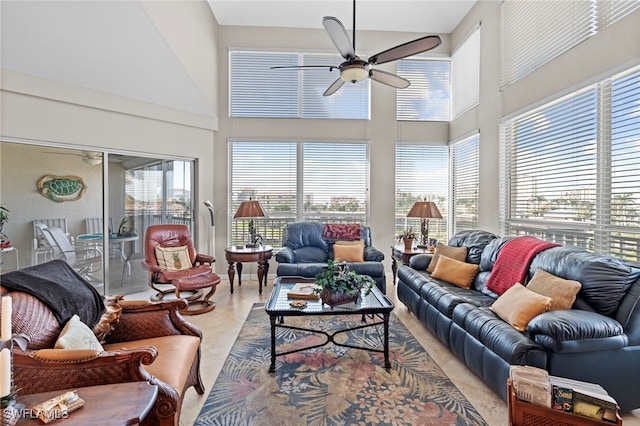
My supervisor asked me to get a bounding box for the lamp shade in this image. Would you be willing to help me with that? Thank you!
[407,201,442,219]
[233,199,268,219]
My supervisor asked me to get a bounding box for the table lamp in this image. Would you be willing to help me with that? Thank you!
[233,197,268,247]
[407,200,442,248]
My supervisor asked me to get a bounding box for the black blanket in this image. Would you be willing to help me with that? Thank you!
[0,259,105,327]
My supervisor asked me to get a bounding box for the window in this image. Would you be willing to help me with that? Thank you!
[395,144,449,243]
[229,141,369,248]
[230,51,370,119]
[500,64,640,262]
[396,59,451,121]
[452,26,480,118]
[500,0,640,88]
[450,133,479,233]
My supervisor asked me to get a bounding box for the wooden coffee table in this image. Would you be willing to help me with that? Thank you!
[265,276,394,373]
[16,382,157,425]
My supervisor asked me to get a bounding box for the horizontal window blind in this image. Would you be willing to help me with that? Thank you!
[501,0,640,89]
[452,26,480,118]
[395,144,449,242]
[303,142,368,223]
[302,54,370,119]
[396,59,451,121]
[501,64,640,262]
[230,50,369,119]
[450,133,479,233]
[229,140,371,247]
[229,141,297,246]
[608,68,640,259]
[230,51,299,118]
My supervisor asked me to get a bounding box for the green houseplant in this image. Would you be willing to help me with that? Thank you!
[398,227,416,249]
[314,259,375,307]
[117,217,136,236]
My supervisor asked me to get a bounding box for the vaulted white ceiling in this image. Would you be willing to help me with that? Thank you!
[208,0,476,34]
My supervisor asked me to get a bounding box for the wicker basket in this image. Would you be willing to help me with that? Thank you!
[507,379,622,426]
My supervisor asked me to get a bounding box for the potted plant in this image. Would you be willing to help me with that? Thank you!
[314,259,375,307]
[117,217,136,236]
[398,228,416,250]
[0,206,10,248]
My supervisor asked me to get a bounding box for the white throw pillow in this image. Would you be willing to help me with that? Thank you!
[55,314,104,352]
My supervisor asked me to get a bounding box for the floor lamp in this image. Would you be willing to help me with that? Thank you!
[204,200,215,257]
[407,200,442,248]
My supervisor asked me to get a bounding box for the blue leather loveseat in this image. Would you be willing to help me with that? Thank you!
[275,221,386,293]
[397,229,640,412]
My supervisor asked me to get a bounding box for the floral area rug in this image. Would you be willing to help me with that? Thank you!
[195,303,487,426]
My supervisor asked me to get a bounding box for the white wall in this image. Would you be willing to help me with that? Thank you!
[0,1,220,271]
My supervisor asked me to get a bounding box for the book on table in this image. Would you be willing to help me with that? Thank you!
[287,283,321,300]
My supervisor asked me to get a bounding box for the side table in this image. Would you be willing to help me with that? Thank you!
[225,245,273,294]
[390,245,432,284]
[16,381,158,425]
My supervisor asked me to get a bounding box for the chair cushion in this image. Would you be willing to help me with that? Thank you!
[526,269,582,311]
[333,240,365,262]
[490,283,552,332]
[430,256,479,289]
[103,335,200,395]
[55,314,104,351]
[173,273,221,291]
[155,246,193,271]
[427,243,468,273]
[155,264,212,283]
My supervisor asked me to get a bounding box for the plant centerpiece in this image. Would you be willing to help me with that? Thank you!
[117,217,136,236]
[398,228,416,249]
[314,259,375,307]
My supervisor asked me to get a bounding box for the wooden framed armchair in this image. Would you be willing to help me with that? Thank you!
[1,260,204,426]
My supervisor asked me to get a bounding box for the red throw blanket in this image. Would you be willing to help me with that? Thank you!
[486,236,559,295]
[322,224,361,241]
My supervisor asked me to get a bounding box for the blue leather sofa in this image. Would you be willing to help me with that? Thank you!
[275,221,386,293]
[397,230,640,411]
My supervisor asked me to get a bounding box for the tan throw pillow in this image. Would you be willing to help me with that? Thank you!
[427,243,468,273]
[55,314,104,352]
[526,269,582,310]
[490,283,553,332]
[155,246,193,271]
[430,255,479,289]
[333,240,365,262]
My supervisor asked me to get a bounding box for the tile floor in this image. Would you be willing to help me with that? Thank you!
[127,274,640,426]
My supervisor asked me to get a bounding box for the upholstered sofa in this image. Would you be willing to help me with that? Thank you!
[397,230,640,412]
[1,260,203,426]
[275,221,386,293]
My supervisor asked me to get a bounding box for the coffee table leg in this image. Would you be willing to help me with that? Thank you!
[269,315,277,373]
[384,312,391,370]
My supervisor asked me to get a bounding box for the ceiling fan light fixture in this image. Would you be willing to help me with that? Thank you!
[82,157,102,166]
[340,64,368,84]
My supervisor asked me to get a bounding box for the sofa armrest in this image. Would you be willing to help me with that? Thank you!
[275,246,295,263]
[363,246,384,262]
[409,254,433,271]
[106,299,202,343]
[13,346,157,394]
[527,310,628,353]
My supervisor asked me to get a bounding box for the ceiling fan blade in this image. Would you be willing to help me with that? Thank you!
[368,35,442,65]
[369,69,410,89]
[323,78,345,96]
[322,17,355,60]
[270,65,338,71]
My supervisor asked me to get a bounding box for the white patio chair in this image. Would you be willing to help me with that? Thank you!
[40,225,104,283]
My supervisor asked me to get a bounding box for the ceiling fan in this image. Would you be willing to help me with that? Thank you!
[44,150,117,166]
[271,0,442,96]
